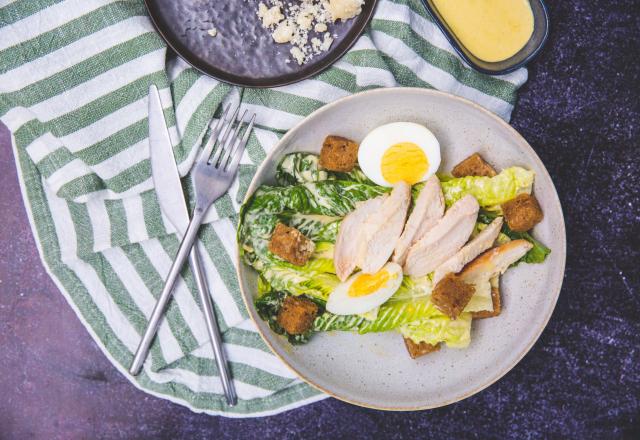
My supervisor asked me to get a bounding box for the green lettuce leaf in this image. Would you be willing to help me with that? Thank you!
[276,152,373,185]
[261,263,338,301]
[313,298,442,334]
[388,275,433,303]
[441,167,534,208]
[249,180,387,217]
[399,313,472,348]
[281,213,341,243]
[478,211,551,264]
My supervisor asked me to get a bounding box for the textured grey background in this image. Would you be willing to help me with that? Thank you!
[1,0,639,438]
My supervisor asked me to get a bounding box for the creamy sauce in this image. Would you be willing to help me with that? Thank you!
[433,0,534,62]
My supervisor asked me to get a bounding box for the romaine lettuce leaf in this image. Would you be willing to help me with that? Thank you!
[276,152,373,185]
[399,313,472,348]
[441,167,534,208]
[249,180,387,217]
[388,275,433,303]
[313,298,442,334]
[478,211,551,264]
[261,264,339,300]
[281,213,341,242]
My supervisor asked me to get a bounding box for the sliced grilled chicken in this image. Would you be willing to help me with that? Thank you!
[459,239,533,313]
[412,179,445,244]
[392,175,444,266]
[334,196,386,281]
[432,216,504,284]
[358,181,412,274]
[460,239,533,281]
[403,194,479,277]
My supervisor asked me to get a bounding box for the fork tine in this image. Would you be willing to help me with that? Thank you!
[210,105,240,165]
[198,104,232,163]
[226,113,255,172]
[219,109,248,169]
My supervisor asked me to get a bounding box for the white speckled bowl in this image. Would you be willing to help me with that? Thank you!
[236,88,566,410]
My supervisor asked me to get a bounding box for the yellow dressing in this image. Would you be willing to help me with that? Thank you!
[348,270,397,297]
[432,0,534,62]
[380,142,429,185]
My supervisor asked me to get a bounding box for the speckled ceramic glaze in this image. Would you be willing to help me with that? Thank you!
[237,88,566,410]
[144,0,377,87]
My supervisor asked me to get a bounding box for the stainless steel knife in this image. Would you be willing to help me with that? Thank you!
[139,84,237,406]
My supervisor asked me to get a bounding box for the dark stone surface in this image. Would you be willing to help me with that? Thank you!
[1,0,639,438]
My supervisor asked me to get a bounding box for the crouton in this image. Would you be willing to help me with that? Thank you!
[471,277,502,319]
[268,223,315,266]
[319,135,359,172]
[431,273,476,319]
[451,153,497,178]
[501,193,543,232]
[277,296,319,335]
[403,337,441,359]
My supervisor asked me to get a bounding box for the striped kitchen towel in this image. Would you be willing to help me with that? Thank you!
[0,0,527,416]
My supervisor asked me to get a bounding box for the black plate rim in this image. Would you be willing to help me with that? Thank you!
[143,0,378,88]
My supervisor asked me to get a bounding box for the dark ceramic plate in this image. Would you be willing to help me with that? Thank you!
[421,0,549,75]
[144,0,377,87]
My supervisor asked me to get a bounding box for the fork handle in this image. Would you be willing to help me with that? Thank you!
[129,207,206,376]
[190,243,238,406]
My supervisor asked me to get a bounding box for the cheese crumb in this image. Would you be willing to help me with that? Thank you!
[256,0,362,65]
[207,28,218,37]
[290,46,306,65]
[258,2,284,28]
[325,0,364,22]
[314,22,328,32]
[272,19,296,43]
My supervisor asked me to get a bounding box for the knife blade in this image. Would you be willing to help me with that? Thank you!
[143,85,237,405]
[148,86,190,234]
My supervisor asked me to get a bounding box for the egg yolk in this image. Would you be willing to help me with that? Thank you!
[380,142,429,185]
[348,270,397,297]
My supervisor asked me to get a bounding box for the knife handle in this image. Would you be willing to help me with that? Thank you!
[189,245,238,406]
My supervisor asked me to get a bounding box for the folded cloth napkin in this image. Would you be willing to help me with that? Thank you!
[0,0,527,416]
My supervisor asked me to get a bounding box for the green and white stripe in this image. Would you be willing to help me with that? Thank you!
[1,0,527,416]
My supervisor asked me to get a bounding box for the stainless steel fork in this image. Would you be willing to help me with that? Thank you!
[129,105,256,404]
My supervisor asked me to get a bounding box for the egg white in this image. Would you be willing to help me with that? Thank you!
[326,262,404,315]
[358,122,441,187]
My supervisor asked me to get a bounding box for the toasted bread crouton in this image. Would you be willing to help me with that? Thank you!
[319,135,359,172]
[471,277,502,319]
[501,193,543,232]
[431,273,475,319]
[403,337,441,359]
[277,296,319,335]
[269,223,315,266]
[451,153,497,178]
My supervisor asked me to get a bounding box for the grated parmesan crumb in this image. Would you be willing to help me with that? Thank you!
[258,2,284,28]
[290,46,306,65]
[314,22,328,32]
[255,0,362,65]
[272,19,296,43]
[325,0,364,22]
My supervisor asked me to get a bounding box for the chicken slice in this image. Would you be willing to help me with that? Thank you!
[392,175,444,266]
[334,196,386,281]
[459,239,533,313]
[358,181,412,274]
[459,239,533,281]
[432,216,504,284]
[403,194,479,277]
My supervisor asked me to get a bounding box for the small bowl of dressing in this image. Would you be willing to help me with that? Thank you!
[421,0,549,75]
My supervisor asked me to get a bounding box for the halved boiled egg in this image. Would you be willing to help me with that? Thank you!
[358,122,441,187]
[326,262,403,315]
